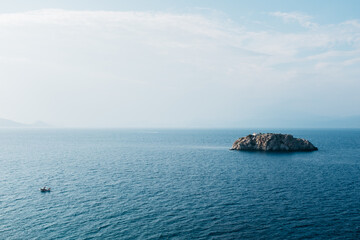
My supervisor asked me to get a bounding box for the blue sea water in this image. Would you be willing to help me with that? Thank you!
[0,129,359,239]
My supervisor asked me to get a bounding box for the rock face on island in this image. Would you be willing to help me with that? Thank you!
[231,133,318,152]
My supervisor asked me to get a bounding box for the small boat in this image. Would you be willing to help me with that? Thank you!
[40,187,51,192]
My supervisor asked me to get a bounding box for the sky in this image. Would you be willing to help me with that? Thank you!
[0,0,359,128]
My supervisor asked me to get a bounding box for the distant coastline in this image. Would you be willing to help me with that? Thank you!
[0,118,50,128]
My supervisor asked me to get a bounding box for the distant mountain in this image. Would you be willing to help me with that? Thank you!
[219,115,360,129]
[0,118,50,128]
[291,115,360,128]
[321,115,360,128]
[29,121,51,128]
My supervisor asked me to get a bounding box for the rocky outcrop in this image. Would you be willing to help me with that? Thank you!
[230,133,318,152]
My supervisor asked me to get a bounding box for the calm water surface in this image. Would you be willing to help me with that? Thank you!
[0,129,359,239]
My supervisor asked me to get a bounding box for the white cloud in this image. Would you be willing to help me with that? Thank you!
[0,9,359,127]
[270,11,318,29]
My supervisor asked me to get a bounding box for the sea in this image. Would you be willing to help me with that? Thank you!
[0,128,359,239]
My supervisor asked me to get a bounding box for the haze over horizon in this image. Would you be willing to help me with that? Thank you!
[1,0,359,128]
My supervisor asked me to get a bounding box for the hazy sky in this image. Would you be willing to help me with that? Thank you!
[0,0,359,128]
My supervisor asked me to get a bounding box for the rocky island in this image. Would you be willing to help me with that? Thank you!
[231,133,318,152]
